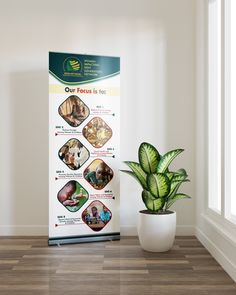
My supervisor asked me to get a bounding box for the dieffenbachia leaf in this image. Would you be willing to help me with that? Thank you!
[147,173,170,198]
[138,142,160,174]
[142,190,156,211]
[153,198,165,211]
[168,179,190,198]
[157,149,184,173]
[176,168,188,177]
[142,190,164,211]
[166,172,175,181]
[166,193,191,209]
[123,161,148,189]
[172,174,188,182]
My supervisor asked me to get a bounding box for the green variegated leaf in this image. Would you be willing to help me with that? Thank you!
[142,190,156,211]
[166,172,175,181]
[157,149,184,173]
[176,168,188,176]
[138,142,160,173]
[168,179,190,198]
[167,174,189,198]
[147,173,170,198]
[166,193,191,209]
[142,190,165,212]
[153,198,165,211]
[123,161,148,189]
[172,174,187,182]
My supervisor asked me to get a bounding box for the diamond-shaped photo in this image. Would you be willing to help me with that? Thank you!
[58,138,89,170]
[81,200,112,232]
[58,95,90,127]
[82,117,112,148]
[83,159,113,190]
[57,180,89,212]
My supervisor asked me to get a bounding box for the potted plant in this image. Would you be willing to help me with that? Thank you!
[121,142,190,252]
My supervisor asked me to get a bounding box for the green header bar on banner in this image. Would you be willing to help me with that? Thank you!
[49,52,120,85]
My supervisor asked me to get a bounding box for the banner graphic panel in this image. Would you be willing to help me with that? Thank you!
[49,52,120,245]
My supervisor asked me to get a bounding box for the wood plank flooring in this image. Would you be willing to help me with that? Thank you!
[0,236,235,295]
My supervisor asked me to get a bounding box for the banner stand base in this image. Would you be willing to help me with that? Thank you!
[48,232,120,246]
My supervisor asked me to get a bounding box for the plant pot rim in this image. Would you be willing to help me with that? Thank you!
[139,210,176,215]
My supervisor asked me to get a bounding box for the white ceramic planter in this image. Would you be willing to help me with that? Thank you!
[137,210,176,252]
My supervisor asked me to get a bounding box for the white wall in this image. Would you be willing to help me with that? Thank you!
[0,0,196,235]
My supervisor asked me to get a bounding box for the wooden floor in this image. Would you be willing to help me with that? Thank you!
[0,236,235,295]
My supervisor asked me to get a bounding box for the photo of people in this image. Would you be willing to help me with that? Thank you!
[58,95,90,127]
[58,138,89,170]
[82,117,112,148]
[83,159,113,190]
[57,180,89,212]
[82,201,112,232]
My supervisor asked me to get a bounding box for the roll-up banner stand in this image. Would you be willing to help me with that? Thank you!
[48,52,120,245]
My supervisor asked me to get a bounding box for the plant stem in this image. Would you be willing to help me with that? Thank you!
[164,200,168,212]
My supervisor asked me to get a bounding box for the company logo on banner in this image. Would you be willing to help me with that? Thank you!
[63,57,82,77]
[49,52,120,245]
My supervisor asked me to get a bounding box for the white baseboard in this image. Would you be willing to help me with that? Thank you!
[0,224,195,236]
[120,225,195,236]
[176,225,195,236]
[0,225,48,236]
[196,227,236,282]
[120,226,137,236]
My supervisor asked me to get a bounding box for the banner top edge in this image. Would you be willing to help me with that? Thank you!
[49,51,120,59]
